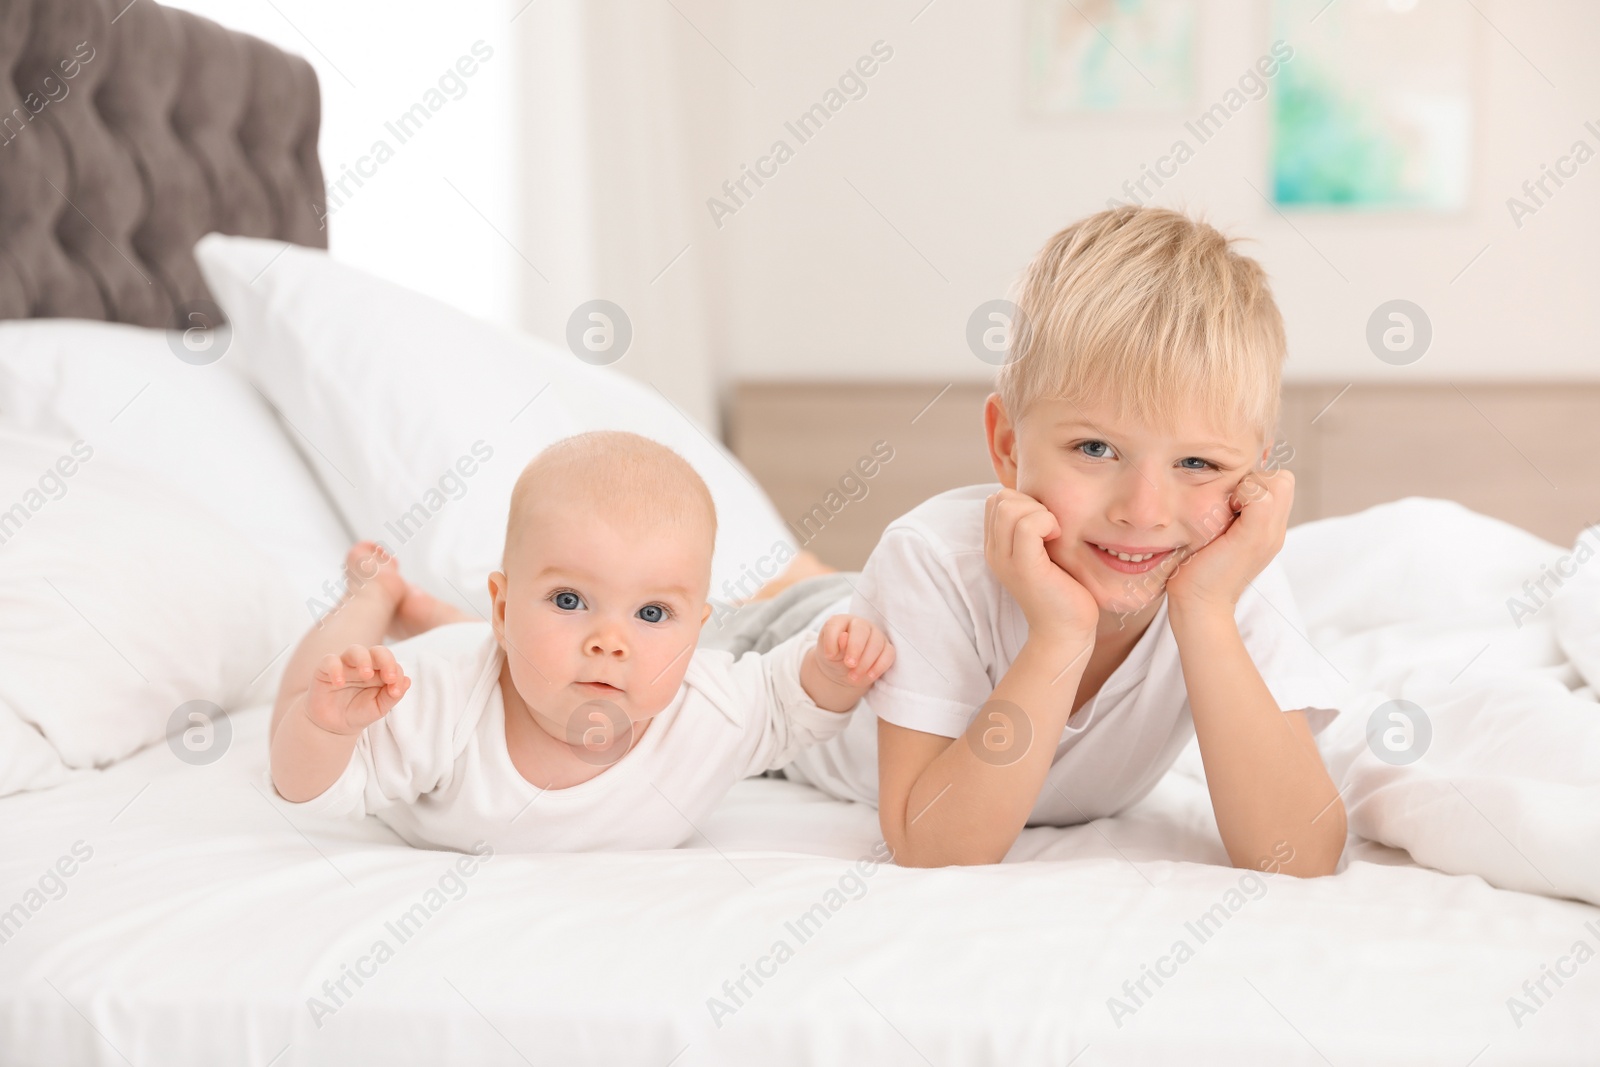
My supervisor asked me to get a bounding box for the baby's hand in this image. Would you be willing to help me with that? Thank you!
[304,644,411,736]
[815,614,895,691]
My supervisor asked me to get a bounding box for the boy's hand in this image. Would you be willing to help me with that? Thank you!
[815,614,895,690]
[1165,468,1294,614]
[304,644,411,736]
[985,488,1099,645]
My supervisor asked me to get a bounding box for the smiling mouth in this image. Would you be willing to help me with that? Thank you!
[1087,541,1177,573]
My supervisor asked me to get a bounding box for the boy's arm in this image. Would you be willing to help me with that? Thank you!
[1163,467,1345,877]
[1168,601,1344,875]
[878,489,1101,867]
[879,631,1094,867]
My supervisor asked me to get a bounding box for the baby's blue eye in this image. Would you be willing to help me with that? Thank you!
[1078,441,1112,459]
[553,590,584,611]
[637,604,668,624]
[1179,457,1215,471]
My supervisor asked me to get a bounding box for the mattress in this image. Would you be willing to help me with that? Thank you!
[2,701,1594,1066]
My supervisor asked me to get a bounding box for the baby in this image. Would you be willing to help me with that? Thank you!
[268,430,893,852]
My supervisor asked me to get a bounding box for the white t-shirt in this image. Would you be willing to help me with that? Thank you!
[783,484,1344,823]
[277,621,848,852]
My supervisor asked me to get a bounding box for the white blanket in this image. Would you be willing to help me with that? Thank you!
[1280,498,1600,907]
[1,702,1596,1066]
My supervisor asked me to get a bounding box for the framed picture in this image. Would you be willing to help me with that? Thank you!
[1271,0,1474,211]
[1025,0,1197,114]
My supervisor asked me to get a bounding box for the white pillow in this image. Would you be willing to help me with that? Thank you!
[0,427,305,796]
[195,234,799,621]
[0,319,353,614]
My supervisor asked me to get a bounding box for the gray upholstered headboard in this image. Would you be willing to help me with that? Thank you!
[0,0,326,327]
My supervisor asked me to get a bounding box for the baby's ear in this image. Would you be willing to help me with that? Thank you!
[486,571,508,632]
[700,602,712,624]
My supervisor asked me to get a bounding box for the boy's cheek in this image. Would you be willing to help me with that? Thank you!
[1178,490,1239,543]
[1053,549,1108,598]
[1044,533,1082,574]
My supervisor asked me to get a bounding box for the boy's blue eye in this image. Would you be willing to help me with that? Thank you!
[1179,457,1216,471]
[637,604,669,624]
[552,590,584,611]
[1077,441,1112,459]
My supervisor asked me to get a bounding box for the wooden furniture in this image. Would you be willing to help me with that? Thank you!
[728,381,1600,569]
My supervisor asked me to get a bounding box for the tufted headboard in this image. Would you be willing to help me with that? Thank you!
[0,0,326,328]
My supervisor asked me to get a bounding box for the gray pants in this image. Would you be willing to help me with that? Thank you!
[697,572,858,656]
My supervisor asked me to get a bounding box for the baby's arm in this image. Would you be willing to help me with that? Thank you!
[800,614,895,712]
[270,541,464,742]
[271,644,409,802]
[270,542,412,802]
[734,615,893,777]
[271,563,396,743]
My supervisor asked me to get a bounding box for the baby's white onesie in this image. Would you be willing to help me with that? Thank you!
[275,621,847,852]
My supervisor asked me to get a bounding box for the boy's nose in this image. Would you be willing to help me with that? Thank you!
[1106,468,1170,530]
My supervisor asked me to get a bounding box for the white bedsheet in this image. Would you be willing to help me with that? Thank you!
[1,701,1596,1066]
[3,496,1599,1065]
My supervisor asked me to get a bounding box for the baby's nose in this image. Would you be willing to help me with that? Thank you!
[587,625,629,657]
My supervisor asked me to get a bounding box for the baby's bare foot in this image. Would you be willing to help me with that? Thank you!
[343,540,468,639]
[345,541,407,609]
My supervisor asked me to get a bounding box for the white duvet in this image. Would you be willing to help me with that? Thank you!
[1283,498,1600,909]
[2,497,1598,1066]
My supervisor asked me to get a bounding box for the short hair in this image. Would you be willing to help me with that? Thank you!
[503,431,717,569]
[996,205,1285,445]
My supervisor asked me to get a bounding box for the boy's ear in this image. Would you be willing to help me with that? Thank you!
[983,392,1020,489]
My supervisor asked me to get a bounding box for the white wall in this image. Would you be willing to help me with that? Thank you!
[678,0,1600,386]
[168,1,1600,432]
[163,1,525,340]
[167,0,726,429]
[522,0,719,431]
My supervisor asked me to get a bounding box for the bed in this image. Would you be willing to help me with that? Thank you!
[2,2,1598,1064]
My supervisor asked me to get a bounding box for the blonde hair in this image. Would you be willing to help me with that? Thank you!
[996,206,1285,444]
[503,431,717,568]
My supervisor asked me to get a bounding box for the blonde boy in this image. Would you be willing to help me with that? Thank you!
[782,206,1347,874]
